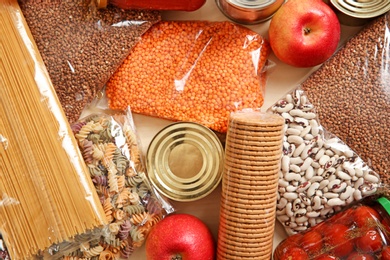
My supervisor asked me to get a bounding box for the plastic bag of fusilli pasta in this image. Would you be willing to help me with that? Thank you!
[43,107,175,259]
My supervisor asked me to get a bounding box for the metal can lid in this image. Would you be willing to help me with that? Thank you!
[146,122,224,202]
[227,0,277,9]
[330,0,390,18]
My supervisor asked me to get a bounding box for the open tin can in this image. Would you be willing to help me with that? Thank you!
[146,122,224,202]
[329,0,390,26]
[216,0,285,24]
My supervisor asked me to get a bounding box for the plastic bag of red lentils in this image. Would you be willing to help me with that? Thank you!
[106,20,271,133]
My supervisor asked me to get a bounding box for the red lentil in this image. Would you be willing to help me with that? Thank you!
[106,21,270,133]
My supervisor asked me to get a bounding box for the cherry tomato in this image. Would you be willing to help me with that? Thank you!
[353,205,381,228]
[300,230,323,255]
[381,217,390,234]
[324,223,354,258]
[345,251,374,260]
[314,254,340,260]
[355,228,383,253]
[333,208,354,227]
[280,246,309,260]
[276,233,303,256]
[381,245,390,260]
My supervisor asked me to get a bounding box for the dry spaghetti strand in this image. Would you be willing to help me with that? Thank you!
[0,1,107,259]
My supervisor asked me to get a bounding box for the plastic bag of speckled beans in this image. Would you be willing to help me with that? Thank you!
[51,108,175,260]
[19,0,161,125]
[300,12,390,187]
[106,20,271,133]
[268,88,386,236]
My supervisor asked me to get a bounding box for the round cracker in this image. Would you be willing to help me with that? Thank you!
[221,182,278,195]
[225,139,283,152]
[225,146,283,161]
[218,229,275,248]
[224,170,278,181]
[217,236,274,253]
[219,214,276,230]
[224,156,281,170]
[228,125,284,135]
[219,200,276,217]
[220,188,278,206]
[218,220,275,238]
[229,112,285,128]
[218,209,276,224]
[221,182,279,196]
[218,226,275,245]
[228,129,283,140]
[223,162,280,175]
[223,167,280,180]
[226,138,284,150]
[217,243,271,258]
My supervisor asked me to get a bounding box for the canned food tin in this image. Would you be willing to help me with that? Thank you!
[329,0,390,26]
[146,122,224,202]
[216,0,285,24]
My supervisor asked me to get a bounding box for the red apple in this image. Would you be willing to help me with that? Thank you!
[145,213,215,260]
[268,0,340,67]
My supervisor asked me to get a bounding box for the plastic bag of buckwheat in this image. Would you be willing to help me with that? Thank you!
[267,87,385,236]
[300,13,390,186]
[19,0,161,125]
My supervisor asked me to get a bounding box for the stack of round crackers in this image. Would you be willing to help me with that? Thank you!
[217,111,285,260]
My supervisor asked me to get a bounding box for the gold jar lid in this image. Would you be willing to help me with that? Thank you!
[146,122,224,202]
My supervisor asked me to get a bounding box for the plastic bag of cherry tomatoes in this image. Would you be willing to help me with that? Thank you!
[273,195,390,260]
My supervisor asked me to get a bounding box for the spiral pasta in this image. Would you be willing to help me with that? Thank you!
[66,112,171,259]
[83,245,104,258]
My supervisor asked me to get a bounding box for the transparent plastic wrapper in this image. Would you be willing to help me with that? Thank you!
[96,0,206,11]
[273,195,390,259]
[0,0,107,259]
[300,12,390,184]
[64,107,175,259]
[19,0,161,124]
[268,88,383,236]
[106,20,271,133]
[217,111,285,259]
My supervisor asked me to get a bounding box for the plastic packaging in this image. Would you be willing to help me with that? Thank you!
[106,20,271,133]
[0,0,107,259]
[273,196,390,259]
[217,111,285,260]
[65,107,175,259]
[300,12,390,184]
[268,88,383,236]
[97,0,206,11]
[19,0,161,124]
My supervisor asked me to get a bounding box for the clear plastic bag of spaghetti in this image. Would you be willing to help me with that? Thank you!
[18,0,161,125]
[105,20,271,134]
[61,106,174,259]
[0,0,108,259]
